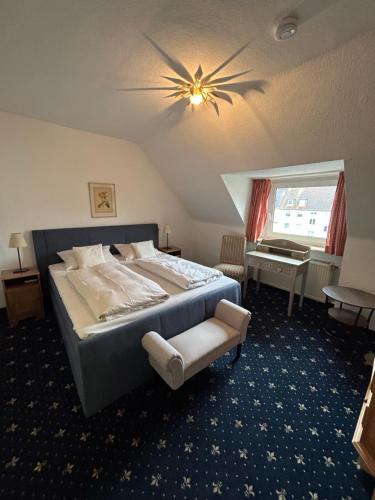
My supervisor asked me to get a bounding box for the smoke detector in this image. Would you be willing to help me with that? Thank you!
[274,16,298,41]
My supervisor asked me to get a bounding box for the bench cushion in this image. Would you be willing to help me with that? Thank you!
[169,318,239,380]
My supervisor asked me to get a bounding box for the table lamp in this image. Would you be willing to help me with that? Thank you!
[9,232,29,273]
[164,224,172,249]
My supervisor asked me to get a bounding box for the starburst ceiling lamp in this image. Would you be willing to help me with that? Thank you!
[161,63,250,114]
[117,38,262,116]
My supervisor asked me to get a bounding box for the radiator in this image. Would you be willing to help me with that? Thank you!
[305,261,340,302]
[253,260,340,303]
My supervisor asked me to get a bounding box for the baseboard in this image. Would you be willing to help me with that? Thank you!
[253,275,324,303]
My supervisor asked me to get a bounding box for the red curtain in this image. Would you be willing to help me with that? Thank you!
[246,179,271,242]
[325,172,347,256]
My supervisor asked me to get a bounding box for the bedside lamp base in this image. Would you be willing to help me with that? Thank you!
[13,247,28,274]
[164,224,172,250]
[13,268,29,274]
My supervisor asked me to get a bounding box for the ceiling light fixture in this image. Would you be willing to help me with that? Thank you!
[117,38,262,116]
[161,63,249,114]
[275,16,298,41]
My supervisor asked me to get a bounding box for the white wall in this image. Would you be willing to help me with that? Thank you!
[340,156,375,295]
[340,237,375,293]
[221,175,251,223]
[0,111,193,307]
[191,220,246,266]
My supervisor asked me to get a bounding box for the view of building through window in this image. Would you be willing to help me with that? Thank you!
[272,185,336,239]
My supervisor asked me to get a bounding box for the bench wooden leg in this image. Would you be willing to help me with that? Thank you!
[233,344,242,362]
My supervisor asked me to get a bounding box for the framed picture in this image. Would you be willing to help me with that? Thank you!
[88,182,117,218]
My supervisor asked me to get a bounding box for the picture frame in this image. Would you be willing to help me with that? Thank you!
[88,182,117,218]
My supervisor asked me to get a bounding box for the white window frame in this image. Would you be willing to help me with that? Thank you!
[264,174,339,248]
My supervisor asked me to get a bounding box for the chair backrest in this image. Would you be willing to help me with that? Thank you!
[220,235,246,266]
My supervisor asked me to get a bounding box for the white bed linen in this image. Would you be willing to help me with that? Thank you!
[49,259,236,340]
[136,253,223,289]
[67,262,169,321]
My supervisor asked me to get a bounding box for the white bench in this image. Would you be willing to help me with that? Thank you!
[142,299,251,390]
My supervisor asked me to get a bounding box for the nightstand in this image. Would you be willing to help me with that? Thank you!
[1,267,44,327]
[159,246,182,257]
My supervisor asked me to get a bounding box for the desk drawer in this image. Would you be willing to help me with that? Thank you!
[248,256,292,276]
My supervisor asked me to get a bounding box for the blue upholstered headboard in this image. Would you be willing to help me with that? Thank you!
[32,223,159,300]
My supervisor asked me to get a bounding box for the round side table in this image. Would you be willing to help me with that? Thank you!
[322,285,375,329]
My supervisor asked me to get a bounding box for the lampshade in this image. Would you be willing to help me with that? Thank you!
[9,232,28,248]
[164,224,172,235]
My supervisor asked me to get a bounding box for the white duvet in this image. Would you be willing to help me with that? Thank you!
[135,253,223,289]
[67,262,169,321]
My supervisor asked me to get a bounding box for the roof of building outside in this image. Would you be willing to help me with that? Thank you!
[275,186,336,211]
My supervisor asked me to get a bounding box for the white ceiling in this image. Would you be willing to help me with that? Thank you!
[1,0,375,224]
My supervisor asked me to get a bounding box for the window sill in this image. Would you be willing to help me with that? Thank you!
[310,245,325,252]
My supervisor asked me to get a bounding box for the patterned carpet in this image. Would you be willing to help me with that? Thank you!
[1,282,375,499]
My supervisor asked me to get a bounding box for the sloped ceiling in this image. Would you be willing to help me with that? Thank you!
[1,0,375,226]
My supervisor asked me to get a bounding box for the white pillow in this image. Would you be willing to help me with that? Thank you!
[58,245,115,270]
[57,249,78,270]
[73,244,106,269]
[131,240,157,259]
[102,245,117,263]
[114,243,136,261]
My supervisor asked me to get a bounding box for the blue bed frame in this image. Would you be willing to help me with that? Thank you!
[32,224,241,417]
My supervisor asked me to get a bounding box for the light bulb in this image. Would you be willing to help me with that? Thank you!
[190,93,203,105]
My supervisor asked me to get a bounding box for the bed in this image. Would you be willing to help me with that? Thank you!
[32,224,241,417]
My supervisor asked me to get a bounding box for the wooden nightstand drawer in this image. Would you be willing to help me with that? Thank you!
[1,267,44,327]
[6,283,41,314]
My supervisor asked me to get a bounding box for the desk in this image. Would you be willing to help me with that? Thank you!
[245,250,310,317]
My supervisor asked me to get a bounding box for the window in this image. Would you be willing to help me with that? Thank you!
[266,176,338,246]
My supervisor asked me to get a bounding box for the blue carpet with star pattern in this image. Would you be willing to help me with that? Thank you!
[1,282,375,499]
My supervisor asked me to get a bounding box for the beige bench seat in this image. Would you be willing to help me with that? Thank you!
[142,299,251,390]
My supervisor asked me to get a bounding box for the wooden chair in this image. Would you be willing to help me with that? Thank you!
[214,235,247,298]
